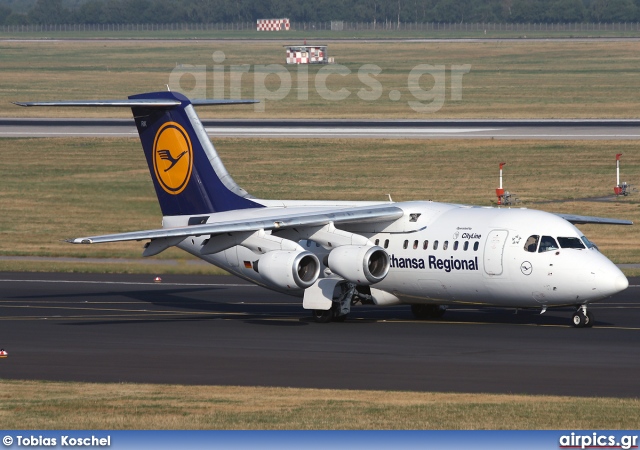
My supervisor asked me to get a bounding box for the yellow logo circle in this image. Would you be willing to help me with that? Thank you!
[153,122,193,195]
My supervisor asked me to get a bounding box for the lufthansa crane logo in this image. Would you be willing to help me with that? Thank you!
[520,261,533,276]
[153,122,193,195]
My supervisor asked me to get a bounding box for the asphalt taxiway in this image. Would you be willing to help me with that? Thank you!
[1,272,638,397]
[1,118,639,139]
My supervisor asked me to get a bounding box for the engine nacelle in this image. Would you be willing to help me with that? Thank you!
[327,245,390,285]
[255,250,320,290]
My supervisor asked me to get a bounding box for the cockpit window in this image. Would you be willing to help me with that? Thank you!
[524,235,539,252]
[558,237,586,249]
[581,235,598,250]
[538,236,559,253]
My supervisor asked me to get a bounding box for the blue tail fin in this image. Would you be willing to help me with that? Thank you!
[15,90,261,216]
[129,91,262,216]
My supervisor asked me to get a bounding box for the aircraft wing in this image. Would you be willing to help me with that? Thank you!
[67,204,404,244]
[555,213,633,226]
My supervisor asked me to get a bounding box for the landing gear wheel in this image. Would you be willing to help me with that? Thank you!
[432,305,447,319]
[572,311,587,328]
[572,305,594,328]
[312,309,333,323]
[333,314,347,323]
[312,303,347,323]
[411,304,446,320]
[411,304,429,319]
[585,311,594,328]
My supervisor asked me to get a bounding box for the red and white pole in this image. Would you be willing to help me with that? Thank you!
[616,153,622,187]
[496,162,506,205]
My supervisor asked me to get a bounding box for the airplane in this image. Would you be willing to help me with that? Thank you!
[15,91,632,328]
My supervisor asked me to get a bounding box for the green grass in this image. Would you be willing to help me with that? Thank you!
[0,380,638,429]
[0,137,638,267]
[1,40,640,119]
[2,25,640,40]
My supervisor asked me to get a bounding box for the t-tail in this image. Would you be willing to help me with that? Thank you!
[15,91,263,216]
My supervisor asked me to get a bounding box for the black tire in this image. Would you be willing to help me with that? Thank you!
[432,305,447,319]
[411,304,430,320]
[572,312,586,328]
[312,309,333,323]
[585,311,594,328]
[333,314,347,322]
[411,304,445,320]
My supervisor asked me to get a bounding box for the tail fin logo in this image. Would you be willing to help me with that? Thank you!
[152,122,193,195]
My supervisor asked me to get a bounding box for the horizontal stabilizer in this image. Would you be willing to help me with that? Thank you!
[555,213,633,226]
[14,99,258,108]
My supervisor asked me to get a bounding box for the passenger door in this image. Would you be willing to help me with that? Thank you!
[483,230,509,276]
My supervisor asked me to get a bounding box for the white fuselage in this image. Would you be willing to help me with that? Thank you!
[168,200,627,309]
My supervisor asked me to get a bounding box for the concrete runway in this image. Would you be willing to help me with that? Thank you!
[1,272,639,397]
[1,118,639,139]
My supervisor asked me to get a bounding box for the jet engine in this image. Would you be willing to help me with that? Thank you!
[327,245,390,285]
[255,250,320,290]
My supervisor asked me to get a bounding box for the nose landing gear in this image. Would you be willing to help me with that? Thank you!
[572,305,594,328]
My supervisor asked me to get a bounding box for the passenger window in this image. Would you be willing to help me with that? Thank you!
[413,240,419,250]
[443,241,449,250]
[316,242,320,247]
[423,240,429,250]
[524,235,539,253]
[433,240,439,250]
[403,240,408,249]
[307,240,311,247]
[558,237,586,249]
[384,239,389,249]
[453,241,458,251]
[375,239,379,246]
[463,241,469,251]
[538,236,559,253]
[473,242,479,251]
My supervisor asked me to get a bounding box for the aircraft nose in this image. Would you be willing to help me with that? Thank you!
[586,251,630,299]
[597,267,629,297]
[614,273,629,293]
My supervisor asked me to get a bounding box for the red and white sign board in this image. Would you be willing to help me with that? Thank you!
[285,46,327,64]
[257,18,290,31]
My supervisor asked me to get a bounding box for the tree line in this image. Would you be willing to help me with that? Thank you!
[1,0,640,26]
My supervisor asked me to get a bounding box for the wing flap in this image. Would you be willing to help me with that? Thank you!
[67,205,404,245]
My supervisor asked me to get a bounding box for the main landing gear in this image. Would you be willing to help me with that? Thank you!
[571,305,594,328]
[311,303,348,323]
[411,304,447,320]
[312,283,368,323]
